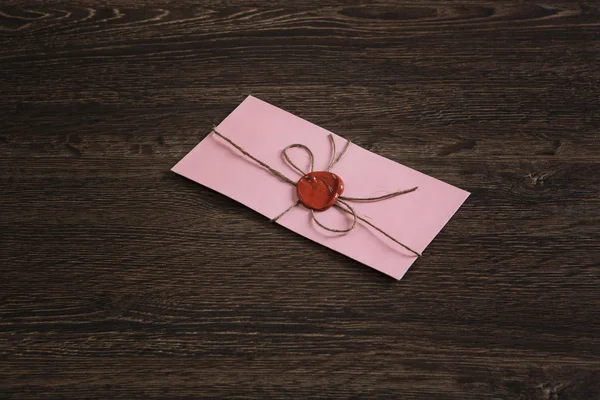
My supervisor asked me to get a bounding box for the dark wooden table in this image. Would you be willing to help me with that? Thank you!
[2,1,599,399]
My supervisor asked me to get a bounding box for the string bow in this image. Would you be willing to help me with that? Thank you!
[211,127,421,257]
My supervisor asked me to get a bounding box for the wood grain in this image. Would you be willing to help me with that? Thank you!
[1,1,599,399]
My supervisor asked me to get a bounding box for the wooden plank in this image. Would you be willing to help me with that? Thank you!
[1,1,599,399]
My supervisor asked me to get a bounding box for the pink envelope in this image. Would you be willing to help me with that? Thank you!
[172,96,469,279]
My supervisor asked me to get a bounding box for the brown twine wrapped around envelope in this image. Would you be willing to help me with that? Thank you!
[211,127,422,257]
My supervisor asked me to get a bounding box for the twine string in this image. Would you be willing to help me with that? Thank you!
[311,199,357,233]
[334,204,422,256]
[270,200,300,222]
[211,127,296,186]
[340,186,418,202]
[327,135,337,171]
[211,128,421,257]
[327,135,351,171]
[282,144,314,176]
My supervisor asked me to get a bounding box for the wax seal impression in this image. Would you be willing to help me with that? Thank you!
[296,171,344,211]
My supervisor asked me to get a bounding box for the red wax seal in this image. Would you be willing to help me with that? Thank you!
[297,171,344,211]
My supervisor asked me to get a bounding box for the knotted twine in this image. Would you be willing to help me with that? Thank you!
[211,127,421,257]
